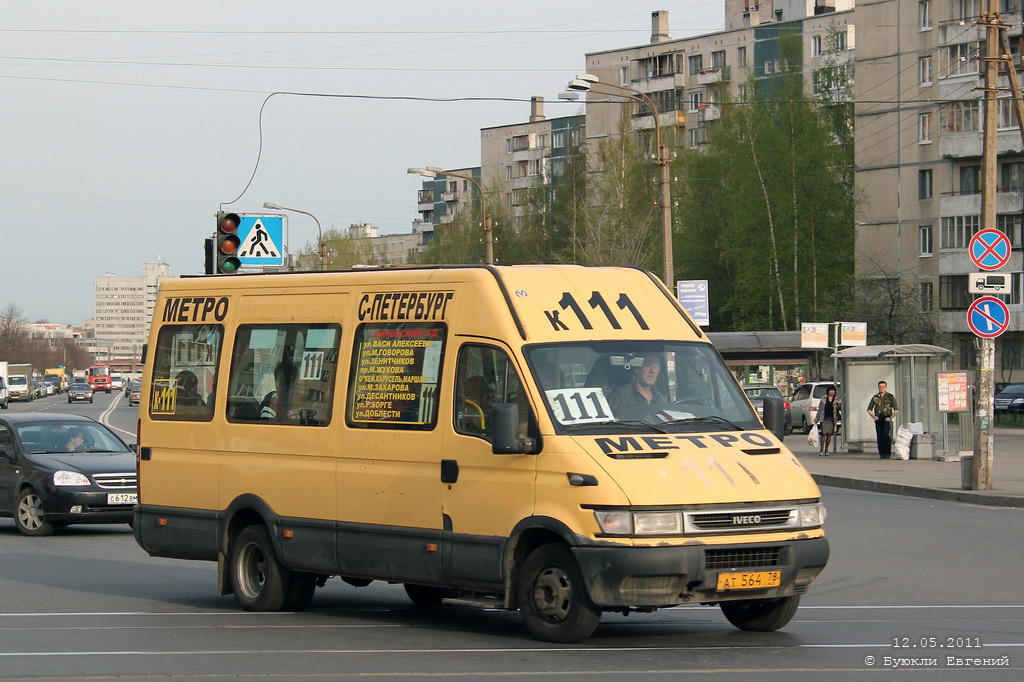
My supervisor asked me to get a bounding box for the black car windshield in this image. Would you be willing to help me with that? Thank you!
[745,387,782,399]
[526,341,760,434]
[999,384,1024,394]
[15,422,129,455]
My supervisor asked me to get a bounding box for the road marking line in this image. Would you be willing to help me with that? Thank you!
[0,644,1022,658]
[98,394,135,437]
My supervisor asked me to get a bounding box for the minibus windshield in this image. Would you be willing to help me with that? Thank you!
[526,341,761,435]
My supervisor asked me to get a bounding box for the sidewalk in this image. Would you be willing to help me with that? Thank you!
[786,427,1024,508]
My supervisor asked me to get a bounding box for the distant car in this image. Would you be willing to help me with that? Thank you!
[994,383,1024,413]
[790,382,840,434]
[67,383,94,404]
[126,381,141,407]
[43,376,62,395]
[110,375,124,391]
[33,381,47,399]
[743,385,792,436]
[0,412,137,536]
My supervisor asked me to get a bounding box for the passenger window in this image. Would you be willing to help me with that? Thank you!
[347,322,447,429]
[0,424,12,449]
[455,345,530,442]
[226,324,341,426]
[149,324,222,421]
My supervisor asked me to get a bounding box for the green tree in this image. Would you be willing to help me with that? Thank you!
[676,29,855,331]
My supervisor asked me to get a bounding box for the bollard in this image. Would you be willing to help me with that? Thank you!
[961,455,974,490]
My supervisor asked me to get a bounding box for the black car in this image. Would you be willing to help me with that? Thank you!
[67,383,95,404]
[994,383,1024,413]
[0,413,137,536]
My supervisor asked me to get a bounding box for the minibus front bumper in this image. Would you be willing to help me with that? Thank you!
[572,536,829,607]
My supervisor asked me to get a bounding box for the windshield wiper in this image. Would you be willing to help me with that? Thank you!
[668,415,745,431]
[562,419,668,433]
[81,449,120,453]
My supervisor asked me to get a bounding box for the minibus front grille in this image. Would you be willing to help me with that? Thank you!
[93,472,137,489]
[686,508,795,532]
[705,547,781,569]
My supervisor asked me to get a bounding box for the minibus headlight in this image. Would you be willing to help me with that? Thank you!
[633,511,683,535]
[594,510,632,535]
[799,503,826,527]
[54,470,90,487]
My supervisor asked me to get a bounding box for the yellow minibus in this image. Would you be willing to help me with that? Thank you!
[134,265,828,643]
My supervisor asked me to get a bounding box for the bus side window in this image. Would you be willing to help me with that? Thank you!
[148,324,222,422]
[455,345,531,443]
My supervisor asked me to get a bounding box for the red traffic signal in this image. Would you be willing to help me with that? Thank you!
[216,212,242,274]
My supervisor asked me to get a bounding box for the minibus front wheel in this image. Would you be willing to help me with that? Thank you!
[720,595,800,632]
[517,543,601,643]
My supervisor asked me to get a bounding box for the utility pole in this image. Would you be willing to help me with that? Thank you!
[974,0,1003,490]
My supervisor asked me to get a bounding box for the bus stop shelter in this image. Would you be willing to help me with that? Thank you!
[834,344,952,456]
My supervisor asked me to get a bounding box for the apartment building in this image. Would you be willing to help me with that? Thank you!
[414,166,481,228]
[854,0,1024,375]
[479,97,585,214]
[582,5,854,152]
[93,262,169,360]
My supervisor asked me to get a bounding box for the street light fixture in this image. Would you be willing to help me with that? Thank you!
[563,72,675,288]
[263,201,324,271]
[408,167,494,265]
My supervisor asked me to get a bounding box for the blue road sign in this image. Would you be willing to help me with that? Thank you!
[969,229,1011,271]
[677,280,709,326]
[967,296,1010,339]
[237,215,285,267]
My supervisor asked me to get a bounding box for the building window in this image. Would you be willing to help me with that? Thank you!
[959,0,980,20]
[1001,161,1024,190]
[812,35,823,56]
[511,135,529,152]
[960,165,981,194]
[738,46,747,67]
[688,54,703,75]
[834,30,848,52]
[688,92,703,111]
[505,165,512,181]
[511,188,528,205]
[552,130,566,147]
[737,84,748,102]
[920,225,934,256]
[999,98,1021,128]
[941,215,981,248]
[688,126,708,148]
[941,42,979,78]
[919,169,933,199]
[742,12,750,28]
[919,56,932,84]
[711,50,726,68]
[1003,0,1020,13]
[939,275,970,310]
[940,100,981,133]
[918,112,933,142]
[920,282,934,312]
[997,214,1023,248]
[919,0,932,30]
[537,134,547,149]
[620,66,629,85]
[775,9,783,21]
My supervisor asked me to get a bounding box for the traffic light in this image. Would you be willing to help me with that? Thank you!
[215,212,242,274]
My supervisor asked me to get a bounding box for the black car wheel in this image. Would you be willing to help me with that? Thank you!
[517,543,601,643]
[14,489,56,537]
[89,398,93,403]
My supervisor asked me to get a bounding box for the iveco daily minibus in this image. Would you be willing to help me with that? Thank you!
[134,265,828,643]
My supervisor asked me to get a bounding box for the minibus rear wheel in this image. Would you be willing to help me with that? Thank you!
[720,595,800,632]
[282,572,317,611]
[231,525,290,611]
[517,543,601,643]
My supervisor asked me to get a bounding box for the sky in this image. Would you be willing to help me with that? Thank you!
[1,0,724,324]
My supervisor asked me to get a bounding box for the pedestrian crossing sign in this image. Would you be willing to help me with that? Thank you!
[236,215,286,267]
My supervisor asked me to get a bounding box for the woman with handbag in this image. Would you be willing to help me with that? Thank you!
[814,385,839,456]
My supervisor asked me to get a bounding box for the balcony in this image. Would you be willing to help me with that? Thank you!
[698,104,722,121]
[939,189,1024,216]
[696,67,730,85]
[441,191,458,202]
[940,129,1024,158]
[437,214,454,224]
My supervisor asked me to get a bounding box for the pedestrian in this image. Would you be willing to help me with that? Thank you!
[867,380,899,459]
[815,385,839,456]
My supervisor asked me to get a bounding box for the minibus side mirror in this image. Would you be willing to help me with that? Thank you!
[762,395,786,441]
[491,403,537,455]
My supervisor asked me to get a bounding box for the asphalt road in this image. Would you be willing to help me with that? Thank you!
[0,392,1021,679]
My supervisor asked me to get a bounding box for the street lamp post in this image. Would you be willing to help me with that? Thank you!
[564,73,674,289]
[408,167,494,265]
[262,202,325,271]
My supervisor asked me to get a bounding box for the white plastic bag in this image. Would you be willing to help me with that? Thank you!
[907,421,925,435]
[893,425,912,460]
[807,423,819,448]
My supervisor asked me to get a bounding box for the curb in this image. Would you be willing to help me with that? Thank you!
[812,473,1024,509]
